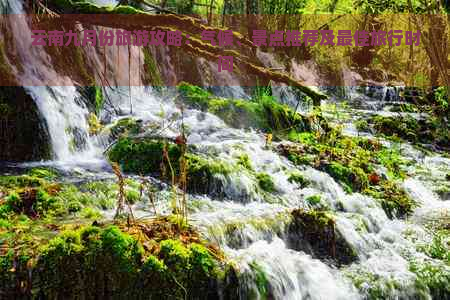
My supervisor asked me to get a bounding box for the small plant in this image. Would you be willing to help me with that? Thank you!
[287,171,310,188]
[355,119,369,132]
[112,162,134,222]
[256,173,276,193]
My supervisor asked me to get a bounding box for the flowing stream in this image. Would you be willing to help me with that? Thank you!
[1,1,449,299]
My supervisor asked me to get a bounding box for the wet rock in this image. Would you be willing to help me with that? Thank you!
[287,209,358,265]
[0,87,51,161]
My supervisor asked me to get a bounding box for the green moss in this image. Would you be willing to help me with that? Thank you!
[375,147,406,179]
[109,117,141,138]
[321,161,365,193]
[355,119,370,132]
[365,181,416,218]
[236,153,253,171]
[409,260,450,299]
[108,138,181,174]
[256,172,275,193]
[288,209,357,264]
[417,230,450,262]
[345,268,403,299]
[280,131,415,218]
[0,219,223,298]
[35,188,65,217]
[305,194,322,206]
[369,114,449,147]
[142,48,163,87]
[249,262,269,299]
[185,154,233,194]
[178,83,313,134]
[28,168,58,180]
[80,207,102,219]
[125,189,140,204]
[287,131,317,145]
[287,171,310,188]
[0,174,45,189]
[178,82,211,109]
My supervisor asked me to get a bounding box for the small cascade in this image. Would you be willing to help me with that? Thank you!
[2,1,101,164]
[1,1,449,299]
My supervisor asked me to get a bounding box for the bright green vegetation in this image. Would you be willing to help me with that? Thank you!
[417,230,450,263]
[108,138,182,175]
[108,118,142,139]
[305,194,322,206]
[345,268,406,299]
[346,256,450,300]
[409,260,450,299]
[279,128,416,218]
[0,169,137,220]
[107,137,241,195]
[368,114,450,148]
[249,262,269,299]
[0,169,228,298]
[287,171,310,188]
[178,83,319,135]
[0,224,224,298]
[256,172,275,193]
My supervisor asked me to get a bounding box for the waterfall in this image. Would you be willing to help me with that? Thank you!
[3,0,100,164]
[2,1,449,299]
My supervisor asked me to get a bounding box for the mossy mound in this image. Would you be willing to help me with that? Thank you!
[0,222,226,299]
[108,137,236,196]
[287,209,357,265]
[108,137,182,175]
[108,118,143,140]
[185,154,233,195]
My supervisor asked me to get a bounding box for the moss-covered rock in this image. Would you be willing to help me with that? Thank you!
[256,172,275,193]
[287,209,357,265]
[0,87,51,161]
[185,154,233,195]
[0,222,227,299]
[108,118,143,140]
[369,114,450,149]
[108,137,182,175]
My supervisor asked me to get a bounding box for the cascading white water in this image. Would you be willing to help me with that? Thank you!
[2,0,449,298]
[4,0,101,164]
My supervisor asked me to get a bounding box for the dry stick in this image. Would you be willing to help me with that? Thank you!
[163,142,177,214]
[112,162,135,221]
[112,162,125,219]
[140,177,158,215]
[179,105,188,223]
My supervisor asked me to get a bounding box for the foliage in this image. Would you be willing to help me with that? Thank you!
[108,138,181,174]
[287,171,310,188]
[256,172,276,193]
[280,128,415,218]
[178,82,315,135]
